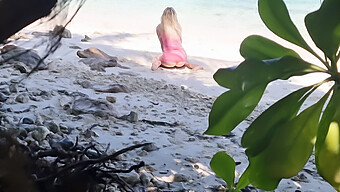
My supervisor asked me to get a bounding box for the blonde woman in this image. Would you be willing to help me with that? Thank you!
[152,7,203,70]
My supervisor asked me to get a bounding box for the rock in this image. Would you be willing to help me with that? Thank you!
[137,150,148,156]
[140,171,153,185]
[69,45,82,49]
[81,35,91,42]
[9,83,18,93]
[119,111,138,123]
[184,157,199,163]
[152,180,168,189]
[59,95,72,110]
[121,172,140,185]
[0,92,7,102]
[77,80,92,89]
[94,84,129,93]
[15,93,29,103]
[77,47,116,59]
[51,25,72,38]
[49,137,74,150]
[59,123,72,134]
[0,45,47,70]
[142,143,159,152]
[106,96,116,103]
[31,126,51,142]
[173,173,190,182]
[44,121,60,133]
[22,117,34,124]
[79,58,126,72]
[71,97,118,118]
[13,61,29,73]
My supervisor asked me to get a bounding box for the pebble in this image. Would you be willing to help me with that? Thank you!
[121,172,140,185]
[184,157,199,163]
[140,170,153,185]
[142,143,159,152]
[44,121,60,133]
[173,173,190,182]
[15,93,29,103]
[9,83,18,93]
[22,117,35,124]
[106,96,116,103]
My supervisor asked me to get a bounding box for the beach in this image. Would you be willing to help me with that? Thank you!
[0,0,337,191]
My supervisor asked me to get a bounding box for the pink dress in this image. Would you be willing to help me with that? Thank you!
[160,34,187,63]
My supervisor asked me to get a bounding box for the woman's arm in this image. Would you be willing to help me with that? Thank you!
[156,24,164,52]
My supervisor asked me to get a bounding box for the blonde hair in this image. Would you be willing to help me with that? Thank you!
[161,7,182,37]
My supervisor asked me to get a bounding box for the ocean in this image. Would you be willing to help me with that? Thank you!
[68,0,323,61]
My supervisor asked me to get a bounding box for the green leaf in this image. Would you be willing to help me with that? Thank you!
[240,35,300,60]
[242,154,281,190]
[209,57,323,136]
[264,90,330,178]
[316,87,340,191]
[242,86,315,157]
[214,56,323,90]
[305,0,340,61]
[210,152,236,189]
[240,89,329,191]
[258,0,312,52]
[206,84,266,135]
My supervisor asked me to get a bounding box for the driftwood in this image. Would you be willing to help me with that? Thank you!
[0,129,151,192]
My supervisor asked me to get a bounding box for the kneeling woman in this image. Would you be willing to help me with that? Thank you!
[152,7,203,70]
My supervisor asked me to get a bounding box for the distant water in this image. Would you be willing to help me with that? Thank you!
[69,0,323,61]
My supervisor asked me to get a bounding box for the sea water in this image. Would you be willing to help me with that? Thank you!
[68,0,322,61]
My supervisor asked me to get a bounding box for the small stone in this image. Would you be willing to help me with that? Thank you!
[121,172,140,185]
[14,62,29,73]
[137,150,148,156]
[0,92,7,102]
[140,171,152,185]
[115,131,123,136]
[159,170,168,174]
[173,173,190,182]
[184,157,199,163]
[188,137,195,142]
[119,111,138,123]
[81,35,91,42]
[106,96,116,103]
[142,143,159,152]
[15,93,29,103]
[31,126,50,142]
[217,143,225,149]
[9,83,18,93]
[44,121,60,133]
[22,117,34,124]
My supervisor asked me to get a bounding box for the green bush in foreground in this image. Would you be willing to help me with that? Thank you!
[205,0,340,191]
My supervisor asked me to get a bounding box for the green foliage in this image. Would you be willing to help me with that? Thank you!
[206,0,340,191]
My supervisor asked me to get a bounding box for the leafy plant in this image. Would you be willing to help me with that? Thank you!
[205,0,340,191]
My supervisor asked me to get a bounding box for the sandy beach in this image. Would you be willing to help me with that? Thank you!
[0,0,337,191]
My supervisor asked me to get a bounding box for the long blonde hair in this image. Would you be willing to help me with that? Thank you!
[161,7,182,37]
